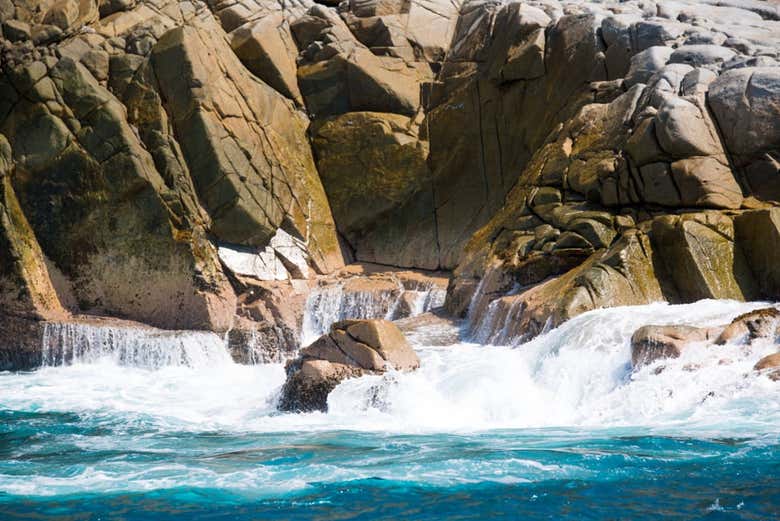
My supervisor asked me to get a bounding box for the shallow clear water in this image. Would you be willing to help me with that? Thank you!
[1,301,779,520]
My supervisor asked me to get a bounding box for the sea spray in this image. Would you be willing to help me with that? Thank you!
[329,300,780,431]
[1,300,779,507]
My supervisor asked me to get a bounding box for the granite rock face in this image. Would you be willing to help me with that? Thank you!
[0,0,779,365]
[440,0,780,341]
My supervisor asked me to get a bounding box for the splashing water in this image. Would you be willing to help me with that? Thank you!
[1,300,779,519]
[301,281,446,344]
[41,322,232,369]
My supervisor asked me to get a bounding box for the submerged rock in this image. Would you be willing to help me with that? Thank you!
[631,307,780,369]
[754,353,780,381]
[279,319,419,412]
[631,325,719,367]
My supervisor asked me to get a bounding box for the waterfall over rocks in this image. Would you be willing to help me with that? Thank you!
[301,273,447,345]
[41,322,232,369]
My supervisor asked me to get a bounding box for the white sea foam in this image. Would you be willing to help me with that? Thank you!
[0,300,775,436]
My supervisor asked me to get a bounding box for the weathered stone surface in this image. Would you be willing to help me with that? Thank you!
[294,4,428,118]
[2,19,30,41]
[149,11,343,273]
[0,135,65,322]
[734,209,780,299]
[1,55,236,331]
[43,0,99,31]
[651,214,758,302]
[279,319,418,411]
[229,12,303,105]
[631,324,719,367]
[754,352,780,381]
[311,111,437,269]
[708,67,780,201]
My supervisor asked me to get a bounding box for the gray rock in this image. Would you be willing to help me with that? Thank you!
[669,44,737,70]
[625,46,673,87]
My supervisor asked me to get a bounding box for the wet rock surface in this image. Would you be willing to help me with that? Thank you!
[279,319,419,412]
[630,307,780,369]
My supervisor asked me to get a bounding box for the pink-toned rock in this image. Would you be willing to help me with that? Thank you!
[279,318,418,411]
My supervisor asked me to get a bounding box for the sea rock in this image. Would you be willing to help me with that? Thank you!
[279,319,419,412]
[631,324,720,367]
[715,307,780,345]
[631,306,780,369]
[754,353,780,381]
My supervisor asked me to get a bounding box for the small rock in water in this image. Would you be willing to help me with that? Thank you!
[279,319,419,412]
[754,353,780,381]
[631,325,719,367]
[631,307,780,371]
[715,308,780,345]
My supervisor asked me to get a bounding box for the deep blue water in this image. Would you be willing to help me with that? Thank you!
[1,412,778,520]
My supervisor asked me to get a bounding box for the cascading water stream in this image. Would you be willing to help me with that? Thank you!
[41,322,233,369]
[300,280,446,344]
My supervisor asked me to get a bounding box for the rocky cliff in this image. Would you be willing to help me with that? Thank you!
[0,0,779,366]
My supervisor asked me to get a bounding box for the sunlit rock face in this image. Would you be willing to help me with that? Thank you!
[279,318,420,412]
[0,0,779,365]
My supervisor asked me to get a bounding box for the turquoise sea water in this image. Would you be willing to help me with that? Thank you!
[1,301,779,520]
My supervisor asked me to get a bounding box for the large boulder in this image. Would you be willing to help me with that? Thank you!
[279,319,419,412]
[708,67,780,201]
[1,54,236,331]
[149,12,344,273]
[651,213,758,302]
[229,12,303,105]
[293,5,429,118]
[734,209,780,300]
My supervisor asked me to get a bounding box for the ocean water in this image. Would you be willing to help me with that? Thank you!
[1,300,779,520]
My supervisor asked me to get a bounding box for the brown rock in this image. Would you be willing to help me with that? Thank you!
[229,13,303,105]
[651,214,758,302]
[279,319,419,411]
[631,324,719,367]
[311,112,437,269]
[715,308,780,345]
[734,209,780,300]
[753,353,780,381]
[149,12,344,273]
